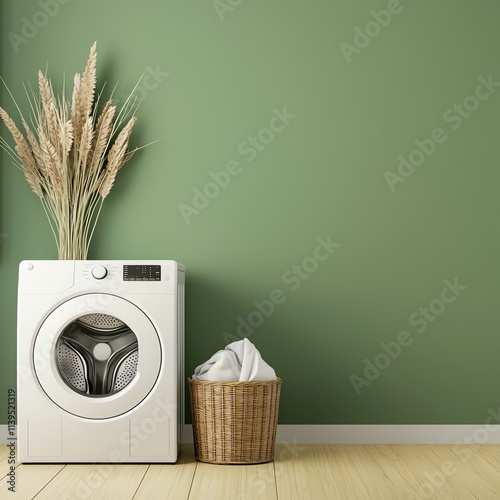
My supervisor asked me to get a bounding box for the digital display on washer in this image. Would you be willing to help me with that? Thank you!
[123,265,161,281]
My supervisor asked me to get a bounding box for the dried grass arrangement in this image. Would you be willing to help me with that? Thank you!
[0,42,140,259]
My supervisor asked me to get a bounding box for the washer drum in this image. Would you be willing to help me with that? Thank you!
[56,314,138,396]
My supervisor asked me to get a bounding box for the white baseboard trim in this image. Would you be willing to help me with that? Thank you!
[0,425,10,444]
[182,424,500,444]
[3,424,500,445]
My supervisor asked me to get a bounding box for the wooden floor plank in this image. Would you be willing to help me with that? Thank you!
[189,459,277,500]
[390,445,477,499]
[0,445,9,461]
[132,445,197,500]
[431,445,500,499]
[453,444,500,473]
[336,445,403,499]
[349,445,424,499]
[32,463,148,500]
[0,444,13,480]
[475,444,500,464]
[360,444,423,498]
[275,444,339,499]
[3,443,500,498]
[275,444,415,500]
[8,463,65,500]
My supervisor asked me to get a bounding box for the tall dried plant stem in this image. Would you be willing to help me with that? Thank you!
[0,43,141,260]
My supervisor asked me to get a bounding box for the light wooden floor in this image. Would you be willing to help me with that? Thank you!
[2,444,500,499]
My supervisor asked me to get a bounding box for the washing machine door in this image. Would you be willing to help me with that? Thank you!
[33,294,161,419]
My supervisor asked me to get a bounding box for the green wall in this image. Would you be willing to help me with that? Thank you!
[1,0,499,425]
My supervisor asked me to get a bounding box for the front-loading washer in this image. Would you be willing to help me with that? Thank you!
[17,260,185,463]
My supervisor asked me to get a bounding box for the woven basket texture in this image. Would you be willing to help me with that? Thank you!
[189,377,282,464]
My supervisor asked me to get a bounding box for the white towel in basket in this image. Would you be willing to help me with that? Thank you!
[192,338,277,382]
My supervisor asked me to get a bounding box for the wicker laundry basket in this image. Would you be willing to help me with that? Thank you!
[188,377,282,464]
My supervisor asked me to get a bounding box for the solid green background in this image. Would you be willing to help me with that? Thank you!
[1,0,499,425]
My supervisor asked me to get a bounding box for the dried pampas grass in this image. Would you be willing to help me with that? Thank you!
[0,42,141,259]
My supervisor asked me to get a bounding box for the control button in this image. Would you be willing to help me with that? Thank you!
[25,263,34,271]
[92,265,108,280]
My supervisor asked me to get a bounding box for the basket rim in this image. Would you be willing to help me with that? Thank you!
[188,376,281,386]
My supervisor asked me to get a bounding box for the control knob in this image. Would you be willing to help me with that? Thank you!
[92,265,108,280]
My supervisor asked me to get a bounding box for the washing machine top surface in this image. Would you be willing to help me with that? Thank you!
[18,260,184,296]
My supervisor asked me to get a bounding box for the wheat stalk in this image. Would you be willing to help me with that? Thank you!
[80,42,97,124]
[0,42,143,259]
[99,116,136,199]
[70,73,82,152]
[38,71,60,150]
[0,108,43,198]
[89,100,115,173]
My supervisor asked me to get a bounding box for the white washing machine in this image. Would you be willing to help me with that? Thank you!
[17,260,185,463]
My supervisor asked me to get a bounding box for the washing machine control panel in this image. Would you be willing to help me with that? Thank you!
[79,261,178,292]
[123,265,161,281]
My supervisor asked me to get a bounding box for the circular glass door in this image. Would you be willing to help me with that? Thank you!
[34,294,161,419]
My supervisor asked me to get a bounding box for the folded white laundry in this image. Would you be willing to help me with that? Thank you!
[192,338,277,382]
